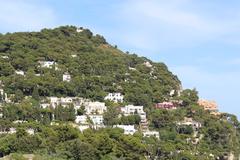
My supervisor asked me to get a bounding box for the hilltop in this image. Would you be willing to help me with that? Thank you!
[0,26,180,106]
[0,26,239,160]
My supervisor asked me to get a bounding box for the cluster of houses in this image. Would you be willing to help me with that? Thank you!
[198,99,221,116]
[38,93,160,139]
[0,82,221,142]
[120,104,159,139]
[0,72,220,142]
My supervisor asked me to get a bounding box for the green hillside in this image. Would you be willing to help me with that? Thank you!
[0,26,239,160]
[0,26,180,106]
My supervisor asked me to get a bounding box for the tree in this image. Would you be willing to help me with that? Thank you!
[77,105,85,116]
[120,115,141,125]
[103,106,120,126]
[0,61,14,76]
[14,89,24,102]
[57,139,99,160]
[0,93,3,103]
[179,89,199,106]
[32,87,40,101]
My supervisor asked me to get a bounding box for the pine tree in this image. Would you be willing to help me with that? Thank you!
[32,87,39,101]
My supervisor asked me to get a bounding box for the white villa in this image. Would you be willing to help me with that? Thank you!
[0,128,16,135]
[177,117,202,131]
[9,128,17,134]
[113,125,136,135]
[76,115,104,131]
[0,89,12,104]
[121,105,146,121]
[75,115,88,124]
[77,115,105,130]
[104,93,124,103]
[40,103,51,109]
[47,97,76,108]
[84,102,107,115]
[38,61,57,69]
[129,67,137,71]
[0,89,4,97]
[143,130,160,139]
[89,115,104,125]
[1,55,9,59]
[48,97,59,108]
[63,72,71,82]
[26,128,35,135]
[15,70,25,76]
[121,105,144,115]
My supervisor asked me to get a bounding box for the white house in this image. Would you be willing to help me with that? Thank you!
[26,128,35,135]
[48,97,60,108]
[113,125,136,135]
[15,70,25,76]
[63,73,71,82]
[104,93,124,103]
[121,105,147,121]
[47,97,90,109]
[47,97,74,108]
[40,103,51,109]
[75,115,88,124]
[143,130,160,139]
[13,120,27,124]
[89,115,104,125]
[38,61,56,69]
[76,115,104,130]
[4,93,11,103]
[121,105,144,115]
[84,102,107,115]
[1,55,9,59]
[0,89,4,96]
[177,117,202,131]
[71,54,77,58]
[60,97,74,104]
[9,128,17,134]
[129,67,137,71]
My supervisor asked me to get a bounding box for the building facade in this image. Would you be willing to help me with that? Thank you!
[104,93,124,103]
[155,102,176,110]
[113,125,136,135]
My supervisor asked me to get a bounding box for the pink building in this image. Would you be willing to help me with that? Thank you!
[155,102,176,110]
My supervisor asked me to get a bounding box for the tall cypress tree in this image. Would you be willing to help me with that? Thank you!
[32,87,40,101]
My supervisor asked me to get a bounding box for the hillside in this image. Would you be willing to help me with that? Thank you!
[0,26,239,160]
[0,26,180,107]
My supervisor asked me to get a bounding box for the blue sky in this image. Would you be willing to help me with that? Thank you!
[0,0,240,118]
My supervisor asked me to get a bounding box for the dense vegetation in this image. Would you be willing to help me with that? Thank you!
[0,26,180,107]
[0,26,239,160]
